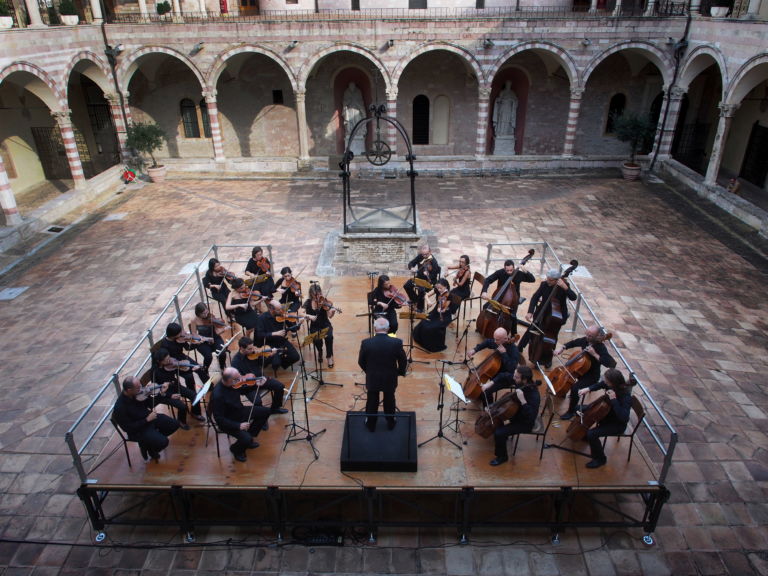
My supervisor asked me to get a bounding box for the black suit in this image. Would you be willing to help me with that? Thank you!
[358,332,407,430]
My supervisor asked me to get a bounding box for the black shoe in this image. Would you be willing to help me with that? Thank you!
[490,457,508,467]
[262,421,269,431]
[233,452,247,463]
[560,411,575,420]
[365,418,376,432]
[271,407,289,415]
[148,450,161,461]
[178,423,190,431]
[139,445,149,462]
[248,440,260,449]
[586,458,606,469]
[543,361,552,369]
[387,419,396,430]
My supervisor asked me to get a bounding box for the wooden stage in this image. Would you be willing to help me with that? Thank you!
[78,276,669,541]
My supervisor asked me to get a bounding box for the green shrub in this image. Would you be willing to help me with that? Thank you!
[125,122,167,168]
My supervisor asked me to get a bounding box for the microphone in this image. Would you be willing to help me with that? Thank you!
[309,280,318,284]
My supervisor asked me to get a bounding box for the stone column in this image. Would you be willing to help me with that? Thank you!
[704,103,738,186]
[654,86,685,159]
[24,0,45,27]
[138,0,149,16]
[171,0,181,15]
[742,0,761,18]
[612,0,623,16]
[105,92,128,160]
[0,155,22,226]
[689,0,702,14]
[588,0,598,12]
[562,87,584,157]
[198,0,206,13]
[89,0,103,22]
[53,111,87,188]
[294,90,310,165]
[203,91,225,162]
[386,89,397,155]
[644,0,656,15]
[475,86,491,158]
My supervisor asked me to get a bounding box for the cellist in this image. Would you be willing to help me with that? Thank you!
[479,258,535,333]
[489,366,541,467]
[558,325,617,421]
[466,327,520,405]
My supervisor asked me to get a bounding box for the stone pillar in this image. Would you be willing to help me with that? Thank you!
[475,86,491,158]
[105,92,128,160]
[612,0,623,16]
[562,87,584,157]
[689,0,702,14]
[89,0,103,22]
[171,0,181,15]
[588,0,598,12]
[122,91,133,127]
[704,103,738,186]
[138,0,149,16]
[386,89,397,155]
[295,90,310,164]
[654,86,685,159]
[198,0,206,13]
[24,0,45,27]
[644,0,656,15]
[0,155,22,226]
[53,111,87,188]
[203,91,225,162]
[742,0,761,18]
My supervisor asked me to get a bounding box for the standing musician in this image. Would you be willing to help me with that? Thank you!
[190,302,227,372]
[413,278,458,353]
[255,300,301,371]
[160,322,209,394]
[467,327,520,404]
[447,255,472,302]
[404,244,441,313]
[226,277,262,335]
[244,246,275,298]
[274,267,303,313]
[302,283,337,368]
[231,336,289,414]
[577,368,633,469]
[518,269,577,367]
[558,325,617,421]
[211,367,272,463]
[113,375,180,461]
[152,347,206,427]
[203,258,233,306]
[480,258,536,333]
[371,274,406,334]
[358,317,408,431]
[489,366,541,466]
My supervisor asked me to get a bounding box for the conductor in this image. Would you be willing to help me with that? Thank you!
[358,317,408,431]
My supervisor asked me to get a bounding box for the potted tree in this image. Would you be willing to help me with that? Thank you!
[0,0,14,29]
[125,122,168,183]
[58,0,79,25]
[611,110,656,181]
[156,0,171,18]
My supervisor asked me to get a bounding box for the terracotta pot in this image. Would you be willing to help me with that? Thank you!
[60,14,79,25]
[621,162,641,181]
[147,165,167,183]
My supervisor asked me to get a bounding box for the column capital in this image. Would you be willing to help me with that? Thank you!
[570,87,585,100]
[294,90,306,103]
[478,86,491,100]
[719,102,739,117]
[202,90,217,103]
[51,110,72,126]
[104,92,119,104]
[385,89,398,101]
[668,86,686,100]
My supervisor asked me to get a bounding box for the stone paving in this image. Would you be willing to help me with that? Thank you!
[0,173,767,575]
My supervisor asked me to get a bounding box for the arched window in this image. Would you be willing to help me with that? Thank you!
[180,98,200,138]
[413,95,430,145]
[199,99,212,138]
[605,93,626,134]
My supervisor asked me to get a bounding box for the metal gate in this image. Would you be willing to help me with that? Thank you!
[740,121,768,188]
[30,126,95,180]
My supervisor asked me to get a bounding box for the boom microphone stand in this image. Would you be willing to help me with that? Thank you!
[283,343,325,459]
[418,360,464,451]
[307,328,342,400]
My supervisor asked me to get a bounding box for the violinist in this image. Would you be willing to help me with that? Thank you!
[404,244,440,313]
[203,258,232,306]
[578,368,633,469]
[231,336,288,414]
[518,269,577,367]
[480,258,535,332]
[160,322,209,394]
[371,274,404,334]
[226,277,261,336]
[190,302,227,372]
[413,278,457,353]
[489,366,541,466]
[112,376,180,462]
[448,255,472,302]
[302,283,336,368]
[558,325,616,421]
[152,347,205,426]
[211,367,272,463]
[274,267,302,313]
[244,246,275,298]
[255,300,301,371]
[467,327,520,405]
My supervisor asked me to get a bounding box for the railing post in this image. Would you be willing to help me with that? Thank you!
[659,431,677,484]
[111,373,121,395]
[195,266,205,301]
[539,243,548,276]
[66,432,88,483]
[570,294,582,332]
[485,243,493,275]
[173,294,182,324]
[147,328,155,349]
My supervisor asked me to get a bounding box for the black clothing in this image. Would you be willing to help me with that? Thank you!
[584,384,632,463]
[113,393,179,457]
[449,267,472,301]
[563,337,617,413]
[358,333,407,430]
[152,366,201,420]
[518,280,577,362]
[274,278,302,312]
[231,351,286,410]
[371,285,401,334]
[303,298,334,359]
[160,336,209,396]
[481,267,536,304]
[493,384,541,459]
[255,312,300,370]
[203,270,230,305]
[229,296,260,332]
[211,382,270,459]
[245,257,275,297]
[195,323,227,370]
[413,296,457,353]
[472,338,520,398]
[404,254,441,312]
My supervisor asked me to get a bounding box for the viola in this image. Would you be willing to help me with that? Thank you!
[476,248,535,339]
[275,312,305,324]
[178,332,213,344]
[246,346,285,360]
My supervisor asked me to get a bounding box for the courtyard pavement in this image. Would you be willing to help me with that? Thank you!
[0,172,767,575]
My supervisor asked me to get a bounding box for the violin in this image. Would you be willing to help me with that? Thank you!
[255,257,271,274]
[246,346,286,360]
[136,383,165,402]
[178,332,213,344]
[317,296,342,314]
[237,285,264,305]
[453,264,470,287]
[384,287,409,307]
[232,376,266,390]
[275,312,305,325]
[282,277,302,298]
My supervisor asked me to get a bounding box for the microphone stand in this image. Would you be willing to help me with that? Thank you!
[418,360,463,451]
[401,306,429,370]
[307,328,342,400]
[456,318,475,362]
[283,333,325,459]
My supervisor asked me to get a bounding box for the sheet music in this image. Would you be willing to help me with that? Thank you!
[444,374,468,404]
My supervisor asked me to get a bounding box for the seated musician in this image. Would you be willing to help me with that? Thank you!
[404,244,440,313]
[211,367,272,463]
[203,258,232,306]
[243,246,275,298]
[577,368,633,469]
[518,268,577,368]
[302,283,336,368]
[255,300,301,371]
[480,258,535,332]
[274,267,302,313]
[371,274,403,334]
[113,375,180,461]
[447,255,472,302]
[152,347,206,427]
[413,279,458,353]
[467,327,520,404]
[190,302,227,372]
[558,325,616,420]
[226,278,261,335]
[160,322,209,394]
[231,336,288,414]
[489,366,541,466]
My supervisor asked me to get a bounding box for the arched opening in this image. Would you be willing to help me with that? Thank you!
[412,95,429,145]
[606,93,626,133]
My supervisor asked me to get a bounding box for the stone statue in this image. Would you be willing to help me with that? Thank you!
[492,80,518,138]
[343,82,367,153]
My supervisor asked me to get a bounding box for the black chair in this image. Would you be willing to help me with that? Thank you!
[511,392,556,460]
[601,395,646,462]
[204,392,230,458]
[110,414,140,467]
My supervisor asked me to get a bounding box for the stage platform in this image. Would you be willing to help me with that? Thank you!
[76,276,669,543]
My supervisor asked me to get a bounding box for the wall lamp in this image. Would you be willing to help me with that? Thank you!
[483,38,494,49]
[666,36,675,45]
[581,38,592,46]
[287,40,298,50]
[190,42,205,55]
[105,44,124,57]
[387,39,395,48]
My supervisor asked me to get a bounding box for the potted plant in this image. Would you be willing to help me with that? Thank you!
[156,0,171,17]
[0,0,14,29]
[125,122,168,183]
[58,0,79,25]
[611,110,656,181]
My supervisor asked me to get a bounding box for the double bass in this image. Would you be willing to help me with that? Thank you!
[527,260,578,366]
[476,249,535,339]
[548,331,613,397]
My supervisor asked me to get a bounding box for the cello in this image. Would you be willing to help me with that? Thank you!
[566,395,611,441]
[548,331,612,397]
[476,249,535,339]
[474,390,521,439]
[527,260,578,367]
[463,351,502,402]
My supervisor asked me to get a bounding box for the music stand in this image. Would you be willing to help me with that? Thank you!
[283,365,325,459]
[305,328,342,399]
[399,309,429,368]
[418,360,466,450]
